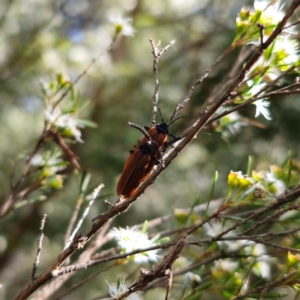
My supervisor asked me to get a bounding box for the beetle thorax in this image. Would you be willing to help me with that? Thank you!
[156,123,169,134]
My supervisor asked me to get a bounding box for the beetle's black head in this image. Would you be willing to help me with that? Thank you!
[156,122,169,134]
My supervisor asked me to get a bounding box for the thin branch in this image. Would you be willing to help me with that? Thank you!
[64,196,84,247]
[248,237,300,253]
[0,130,48,219]
[204,45,255,106]
[240,203,300,236]
[31,214,47,281]
[121,235,186,299]
[169,44,236,123]
[233,270,297,299]
[64,184,104,249]
[53,264,115,300]
[35,221,112,299]
[149,39,175,126]
[52,39,117,110]
[212,185,300,241]
[208,50,300,125]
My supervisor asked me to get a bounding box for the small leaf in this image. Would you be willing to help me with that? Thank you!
[204,171,218,218]
[156,237,170,244]
[141,220,148,234]
[77,119,98,128]
[80,172,91,194]
[149,234,160,244]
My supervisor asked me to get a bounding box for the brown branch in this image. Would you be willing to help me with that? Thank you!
[240,203,300,236]
[212,185,300,241]
[233,270,297,299]
[121,235,186,298]
[53,264,115,300]
[52,131,81,170]
[0,129,48,219]
[208,69,300,124]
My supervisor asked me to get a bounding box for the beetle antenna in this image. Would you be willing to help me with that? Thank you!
[157,105,165,124]
[169,115,186,126]
[128,122,151,140]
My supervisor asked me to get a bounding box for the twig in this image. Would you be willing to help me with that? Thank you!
[247,237,300,253]
[257,23,265,46]
[233,270,297,299]
[64,196,84,247]
[52,39,117,110]
[56,240,177,276]
[239,203,300,236]
[204,46,255,106]
[35,220,112,299]
[169,44,236,124]
[149,39,176,126]
[31,214,47,281]
[207,62,300,124]
[120,235,186,299]
[64,184,104,249]
[52,131,81,170]
[53,264,115,300]
[0,130,48,219]
[212,185,300,241]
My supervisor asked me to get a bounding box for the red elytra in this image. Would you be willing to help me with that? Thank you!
[116,107,183,198]
[116,140,159,198]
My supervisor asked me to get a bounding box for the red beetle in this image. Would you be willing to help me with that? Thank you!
[116,107,183,198]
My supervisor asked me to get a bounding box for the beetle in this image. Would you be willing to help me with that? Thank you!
[116,106,184,198]
[116,139,160,198]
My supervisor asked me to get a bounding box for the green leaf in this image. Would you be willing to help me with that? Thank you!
[80,172,91,194]
[15,195,47,209]
[184,292,202,300]
[156,237,170,244]
[150,234,161,244]
[77,119,98,128]
[204,171,218,219]
[195,281,212,292]
[141,220,148,234]
[180,273,192,299]
[247,155,253,177]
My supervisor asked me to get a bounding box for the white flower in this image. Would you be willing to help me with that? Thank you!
[254,100,272,120]
[254,0,285,25]
[107,278,143,300]
[109,15,135,37]
[31,153,65,174]
[213,258,238,272]
[45,106,84,143]
[265,171,286,196]
[245,244,272,279]
[185,271,201,283]
[273,36,299,66]
[31,154,44,166]
[45,106,61,124]
[110,227,160,263]
[203,222,250,252]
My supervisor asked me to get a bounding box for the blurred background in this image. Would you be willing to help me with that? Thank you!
[0,0,299,299]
